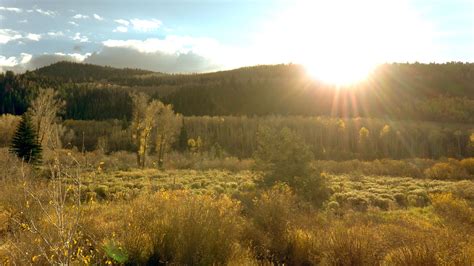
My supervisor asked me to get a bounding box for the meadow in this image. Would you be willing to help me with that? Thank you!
[1,148,474,265]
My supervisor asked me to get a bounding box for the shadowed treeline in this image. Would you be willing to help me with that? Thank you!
[1,62,474,123]
[42,116,474,159]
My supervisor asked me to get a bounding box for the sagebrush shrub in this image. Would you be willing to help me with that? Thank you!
[460,158,474,175]
[323,224,385,265]
[244,184,298,263]
[424,161,470,180]
[431,193,474,226]
[109,191,243,265]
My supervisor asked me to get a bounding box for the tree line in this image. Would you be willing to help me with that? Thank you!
[1,62,474,123]
[51,116,473,160]
[3,105,474,164]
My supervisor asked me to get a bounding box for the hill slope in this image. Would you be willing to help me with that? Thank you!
[1,61,474,123]
[33,61,159,82]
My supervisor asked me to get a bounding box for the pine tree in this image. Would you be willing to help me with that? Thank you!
[9,115,42,164]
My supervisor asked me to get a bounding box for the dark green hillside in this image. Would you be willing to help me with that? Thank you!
[1,62,474,122]
[33,61,158,83]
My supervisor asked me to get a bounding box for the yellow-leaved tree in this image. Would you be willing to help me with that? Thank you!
[27,88,65,150]
[130,92,161,168]
[154,103,182,168]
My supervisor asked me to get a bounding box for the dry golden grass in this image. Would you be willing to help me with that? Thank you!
[1,150,474,264]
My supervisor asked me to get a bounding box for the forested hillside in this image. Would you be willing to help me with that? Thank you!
[1,61,474,123]
[33,61,156,82]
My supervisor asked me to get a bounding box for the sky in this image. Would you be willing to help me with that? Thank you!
[0,0,473,75]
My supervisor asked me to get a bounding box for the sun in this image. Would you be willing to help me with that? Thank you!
[253,0,435,87]
[288,0,383,86]
[304,60,376,86]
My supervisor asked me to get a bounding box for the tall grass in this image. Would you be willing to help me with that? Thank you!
[1,151,474,264]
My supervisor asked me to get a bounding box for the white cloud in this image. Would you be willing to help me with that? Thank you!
[72,32,89,43]
[19,19,28,23]
[93,14,104,21]
[102,36,219,56]
[0,55,18,67]
[0,6,22,12]
[26,33,41,41]
[20,53,32,64]
[72,13,89,19]
[114,19,130,26]
[35,9,56,17]
[0,53,32,72]
[85,46,219,73]
[113,19,131,32]
[130,18,162,31]
[54,52,91,61]
[96,36,223,72]
[0,29,43,44]
[0,29,22,44]
[68,21,79,26]
[47,31,64,37]
[113,26,128,33]
[0,52,90,73]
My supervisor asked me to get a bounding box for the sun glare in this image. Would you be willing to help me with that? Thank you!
[254,0,436,86]
[304,60,375,86]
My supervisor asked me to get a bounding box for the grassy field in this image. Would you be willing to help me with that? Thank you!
[78,167,470,211]
[1,149,474,264]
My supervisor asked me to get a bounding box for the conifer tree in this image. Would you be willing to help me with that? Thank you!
[9,115,42,164]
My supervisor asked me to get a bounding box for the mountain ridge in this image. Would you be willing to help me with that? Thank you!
[2,61,474,123]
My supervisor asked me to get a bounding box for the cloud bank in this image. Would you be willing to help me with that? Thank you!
[0,53,87,72]
[1,36,222,73]
[85,46,219,73]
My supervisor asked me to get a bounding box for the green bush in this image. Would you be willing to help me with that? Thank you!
[254,127,328,206]
[254,127,313,185]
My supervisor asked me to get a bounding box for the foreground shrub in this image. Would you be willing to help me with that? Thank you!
[322,223,385,265]
[244,184,298,263]
[244,184,322,264]
[383,231,474,265]
[286,229,322,265]
[107,191,243,265]
[2,160,100,264]
[431,193,474,227]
